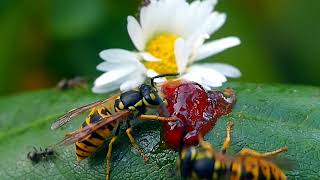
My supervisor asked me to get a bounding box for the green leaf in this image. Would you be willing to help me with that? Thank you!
[0,83,319,179]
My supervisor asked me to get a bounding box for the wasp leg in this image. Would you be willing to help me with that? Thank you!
[64,131,77,137]
[106,136,117,180]
[125,127,149,161]
[138,114,176,121]
[198,135,215,155]
[239,146,288,157]
[221,121,234,154]
[106,125,120,180]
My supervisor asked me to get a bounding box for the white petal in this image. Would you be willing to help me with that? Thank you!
[195,37,241,61]
[206,12,226,35]
[199,63,241,78]
[183,65,227,88]
[204,0,218,8]
[179,0,216,37]
[94,68,135,87]
[97,62,123,72]
[92,81,122,94]
[146,69,166,84]
[171,1,190,36]
[201,84,211,90]
[140,52,161,62]
[202,67,227,83]
[140,0,190,39]
[140,1,162,38]
[99,49,139,63]
[120,75,146,92]
[175,38,190,73]
[127,16,145,51]
[146,69,159,78]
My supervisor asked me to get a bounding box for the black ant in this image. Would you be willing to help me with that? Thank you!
[27,147,55,163]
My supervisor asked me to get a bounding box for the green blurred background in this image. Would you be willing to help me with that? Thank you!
[0,0,319,96]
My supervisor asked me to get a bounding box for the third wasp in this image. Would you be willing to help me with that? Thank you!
[177,122,290,180]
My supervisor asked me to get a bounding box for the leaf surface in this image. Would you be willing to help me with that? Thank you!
[0,83,319,179]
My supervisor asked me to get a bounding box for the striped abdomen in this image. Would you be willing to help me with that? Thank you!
[75,107,115,161]
[230,156,287,180]
[179,147,228,180]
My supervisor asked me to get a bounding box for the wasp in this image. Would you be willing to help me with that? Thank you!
[27,147,55,163]
[51,74,178,180]
[177,122,289,180]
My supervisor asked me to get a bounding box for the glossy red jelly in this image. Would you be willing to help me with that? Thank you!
[160,80,236,150]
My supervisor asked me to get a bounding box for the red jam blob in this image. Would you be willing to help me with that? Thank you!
[161,80,236,150]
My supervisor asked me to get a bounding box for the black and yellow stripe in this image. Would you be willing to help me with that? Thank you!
[178,121,287,180]
[179,148,286,180]
[230,156,286,180]
[75,106,115,161]
[179,147,228,180]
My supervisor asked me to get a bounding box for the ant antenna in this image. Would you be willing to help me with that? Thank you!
[150,73,179,87]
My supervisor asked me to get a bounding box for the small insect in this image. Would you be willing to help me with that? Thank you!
[56,77,88,91]
[177,122,289,180]
[51,74,178,180]
[160,79,237,150]
[140,0,151,7]
[27,147,55,163]
[137,0,151,17]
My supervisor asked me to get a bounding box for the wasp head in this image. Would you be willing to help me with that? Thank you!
[139,84,163,107]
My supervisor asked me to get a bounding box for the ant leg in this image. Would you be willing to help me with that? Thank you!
[239,146,288,157]
[106,126,119,180]
[138,114,176,121]
[33,146,38,152]
[126,121,148,161]
[221,122,234,154]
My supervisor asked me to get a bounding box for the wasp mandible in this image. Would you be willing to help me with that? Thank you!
[177,122,289,180]
[51,74,178,180]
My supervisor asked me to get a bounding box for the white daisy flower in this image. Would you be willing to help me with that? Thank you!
[93,0,241,93]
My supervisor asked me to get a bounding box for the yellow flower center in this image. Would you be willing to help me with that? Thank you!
[144,34,178,74]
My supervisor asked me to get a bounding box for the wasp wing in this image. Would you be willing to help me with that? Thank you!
[55,110,131,146]
[51,94,119,130]
[264,155,297,171]
[232,154,296,171]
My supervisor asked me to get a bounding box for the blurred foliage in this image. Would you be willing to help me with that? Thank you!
[0,0,319,95]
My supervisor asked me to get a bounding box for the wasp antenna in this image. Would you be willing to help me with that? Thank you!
[150,73,179,87]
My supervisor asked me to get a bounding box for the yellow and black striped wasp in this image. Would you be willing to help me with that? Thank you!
[177,122,290,180]
[51,74,178,180]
